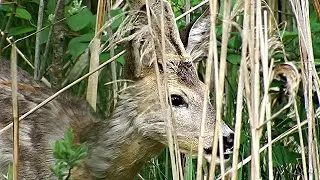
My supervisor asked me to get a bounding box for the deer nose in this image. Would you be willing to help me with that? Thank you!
[221,133,234,159]
[203,133,234,160]
[223,133,234,151]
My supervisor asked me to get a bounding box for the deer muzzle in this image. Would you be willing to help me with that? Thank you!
[203,132,234,162]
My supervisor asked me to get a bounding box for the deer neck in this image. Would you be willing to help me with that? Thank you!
[76,82,165,179]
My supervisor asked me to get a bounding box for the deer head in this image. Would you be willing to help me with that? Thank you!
[123,0,234,161]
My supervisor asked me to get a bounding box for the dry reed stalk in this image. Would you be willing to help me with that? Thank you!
[289,0,320,178]
[112,0,125,9]
[218,1,232,178]
[86,0,105,111]
[153,45,179,179]
[40,0,64,80]
[230,56,245,180]
[260,10,273,180]
[248,0,262,178]
[144,0,179,178]
[4,35,51,87]
[10,42,19,180]
[268,0,276,34]
[195,0,214,171]
[34,0,44,80]
[293,98,308,179]
[185,0,190,24]
[266,96,272,180]
[87,38,100,111]
[219,119,309,179]
[0,50,125,136]
[106,0,118,107]
[231,0,250,178]
[206,0,219,178]
[175,0,208,21]
[195,0,218,179]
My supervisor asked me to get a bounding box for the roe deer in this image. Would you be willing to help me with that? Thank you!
[0,0,234,179]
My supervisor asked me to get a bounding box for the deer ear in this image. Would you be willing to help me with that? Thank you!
[185,9,211,63]
[125,0,187,80]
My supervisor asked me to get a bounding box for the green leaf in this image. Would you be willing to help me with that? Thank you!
[70,33,94,43]
[39,27,50,44]
[313,43,320,58]
[272,145,300,167]
[64,128,74,148]
[51,128,88,179]
[15,7,32,20]
[282,31,298,42]
[46,0,56,15]
[311,23,320,32]
[68,44,87,59]
[8,26,35,36]
[29,0,41,5]
[66,8,93,31]
[116,56,125,65]
[111,9,124,30]
[0,5,12,12]
[5,164,13,180]
[68,43,89,59]
[3,5,32,20]
[310,5,319,24]
[228,33,242,49]
[227,54,241,65]
[68,33,93,59]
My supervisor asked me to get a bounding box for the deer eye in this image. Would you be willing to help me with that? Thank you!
[170,95,188,107]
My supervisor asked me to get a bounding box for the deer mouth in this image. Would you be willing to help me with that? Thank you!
[202,133,235,162]
[203,146,233,163]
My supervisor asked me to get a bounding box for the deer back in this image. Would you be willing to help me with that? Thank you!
[0,59,96,179]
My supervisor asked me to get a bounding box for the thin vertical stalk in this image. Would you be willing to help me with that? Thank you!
[5,37,51,87]
[153,56,178,179]
[261,11,273,180]
[205,0,219,179]
[0,2,17,55]
[289,0,318,179]
[148,0,178,178]
[304,1,315,178]
[51,0,65,90]
[216,0,232,178]
[185,0,190,24]
[266,99,273,180]
[268,0,275,33]
[162,0,182,177]
[34,0,44,80]
[107,0,118,107]
[230,62,244,180]
[293,98,308,180]
[11,42,19,180]
[219,120,309,179]
[250,0,262,178]
[38,0,63,80]
[231,1,250,178]
[305,0,320,177]
[87,0,105,111]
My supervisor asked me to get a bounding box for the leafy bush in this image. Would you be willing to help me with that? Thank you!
[51,128,88,180]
